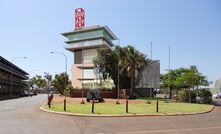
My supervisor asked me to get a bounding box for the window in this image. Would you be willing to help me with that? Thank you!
[83,49,97,64]
[83,69,96,79]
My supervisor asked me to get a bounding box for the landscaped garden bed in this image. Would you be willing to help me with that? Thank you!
[43,95,214,116]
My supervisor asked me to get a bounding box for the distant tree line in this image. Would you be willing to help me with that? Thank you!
[28,72,73,96]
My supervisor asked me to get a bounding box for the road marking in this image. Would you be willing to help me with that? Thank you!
[97,126,221,134]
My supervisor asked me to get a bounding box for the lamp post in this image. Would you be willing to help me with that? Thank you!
[116,38,120,104]
[10,57,27,97]
[168,46,171,99]
[150,41,152,100]
[146,41,152,103]
[51,51,67,111]
[81,33,85,104]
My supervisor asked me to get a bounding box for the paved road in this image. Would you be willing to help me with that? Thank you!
[0,95,221,134]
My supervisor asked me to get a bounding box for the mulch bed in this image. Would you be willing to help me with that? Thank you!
[51,94,152,104]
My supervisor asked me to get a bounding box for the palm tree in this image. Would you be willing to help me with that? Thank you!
[120,45,150,97]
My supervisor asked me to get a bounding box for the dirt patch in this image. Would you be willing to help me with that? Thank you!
[51,94,152,104]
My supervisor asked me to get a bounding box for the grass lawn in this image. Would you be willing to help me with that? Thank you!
[44,101,213,115]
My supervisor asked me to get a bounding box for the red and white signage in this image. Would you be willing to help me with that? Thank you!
[75,8,85,29]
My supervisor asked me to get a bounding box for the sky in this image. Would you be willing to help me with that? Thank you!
[0,0,221,84]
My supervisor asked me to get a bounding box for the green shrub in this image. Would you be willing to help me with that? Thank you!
[180,89,196,103]
[195,89,212,104]
[65,84,74,97]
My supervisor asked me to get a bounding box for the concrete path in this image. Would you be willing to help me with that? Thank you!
[0,95,221,134]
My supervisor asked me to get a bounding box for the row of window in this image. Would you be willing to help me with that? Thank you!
[0,69,26,81]
[0,84,23,93]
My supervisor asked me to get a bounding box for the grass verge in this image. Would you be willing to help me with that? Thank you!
[44,101,213,115]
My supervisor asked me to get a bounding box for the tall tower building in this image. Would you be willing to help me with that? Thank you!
[61,25,117,88]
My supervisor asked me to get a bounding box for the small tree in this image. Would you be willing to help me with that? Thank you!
[52,73,69,95]
[28,78,35,90]
[64,84,73,97]
[31,75,47,89]
[44,72,52,93]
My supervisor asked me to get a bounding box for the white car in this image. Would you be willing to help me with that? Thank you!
[213,93,221,99]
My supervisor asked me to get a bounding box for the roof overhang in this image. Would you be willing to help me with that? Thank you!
[61,25,118,40]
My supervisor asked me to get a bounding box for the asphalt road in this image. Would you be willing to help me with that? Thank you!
[0,95,221,134]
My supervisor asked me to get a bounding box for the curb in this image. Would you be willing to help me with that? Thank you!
[40,103,215,117]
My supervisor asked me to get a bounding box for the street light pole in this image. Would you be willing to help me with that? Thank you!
[168,46,171,99]
[10,57,27,97]
[116,38,120,104]
[150,41,152,101]
[51,51,67,111]
[81,33,85,104]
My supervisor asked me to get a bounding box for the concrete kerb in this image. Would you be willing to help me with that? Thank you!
[39,102,216,117]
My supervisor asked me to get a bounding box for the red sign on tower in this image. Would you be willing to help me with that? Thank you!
[75,8,85,30]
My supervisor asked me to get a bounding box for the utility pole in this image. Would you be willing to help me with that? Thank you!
[168,46,171,99]
[150,41,152,100]
[81,33,85,104]
[116,38,120,104]
[150,41,152,59]
[169,46,171,73]
[50,51,67,111]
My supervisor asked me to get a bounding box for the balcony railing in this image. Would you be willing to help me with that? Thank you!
[0,63,28,79]
[0,77,28,86]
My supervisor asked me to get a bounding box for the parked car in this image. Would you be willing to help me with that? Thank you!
[28,92,34,97]
[20,91,29,97]
[33,92,37,96]
[86,89,104,103]
[214,93,221,99]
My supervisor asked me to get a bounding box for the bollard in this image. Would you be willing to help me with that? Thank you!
[92,99,95,113]
[64,98,66,112]
[48,97,51,108]
[156,100,159,112]
[48,94,53,108]
[126,99,128,113]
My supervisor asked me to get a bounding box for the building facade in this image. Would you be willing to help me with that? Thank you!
[0,56,29,97]
[133,60,160,97]
[62,25,118,89]
[136,60,160,89]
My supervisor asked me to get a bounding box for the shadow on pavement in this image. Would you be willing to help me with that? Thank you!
[0,95,23,101]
